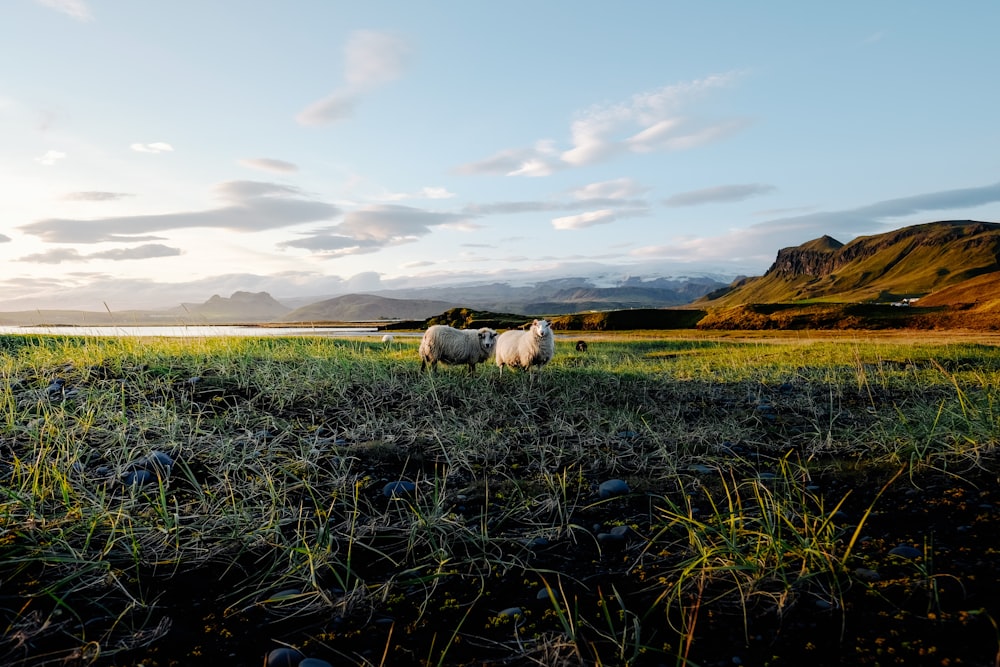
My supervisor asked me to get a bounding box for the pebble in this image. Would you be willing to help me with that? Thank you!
[854,568,881,582]
[266,647,304,667]
[598,479,630,499]
[299,659,333,667]
[122,469,153,487]
[497,607,523,620]
[888,544,922,559]
[383,480,416,497]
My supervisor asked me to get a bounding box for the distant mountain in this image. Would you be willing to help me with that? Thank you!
[282,294,458,322]
[367,275,729,314]
[174,291,292,322]
[699,221,1000,307]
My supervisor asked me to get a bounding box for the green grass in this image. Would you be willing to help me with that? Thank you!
[0,332,998,665]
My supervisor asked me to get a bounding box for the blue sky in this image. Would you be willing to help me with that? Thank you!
[3,1,1000,310]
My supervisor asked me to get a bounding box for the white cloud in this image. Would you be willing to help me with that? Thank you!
[459,72,746,176]
[35,150,66,165]
[35,0,92,21]
[296,30,412,126]
[378,186,457,201]
[664,183,777,207]
[344,30,412,88]
[238,158,299,174]
[17,244,181,265]
[131,142,174,154]
[20,180,341,243]
[296,91,358,126]
[62,191,134,201]
[280,204,471,257]
[552,209,617,230]
[572,178,649,200]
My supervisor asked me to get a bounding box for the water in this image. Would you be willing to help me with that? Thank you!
[0,325,384,338]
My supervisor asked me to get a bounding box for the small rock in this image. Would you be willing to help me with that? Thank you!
[598,479,630,499]
[266,647,304,667]
[854,567,881,582]
[122,469,153,487]
[383,480,416,497]
[597,532,626,545]
[888,544,922,559]
[497,607,523,620]
[138,450,174,475]
[688,464,714,474]
[299,659,333,667]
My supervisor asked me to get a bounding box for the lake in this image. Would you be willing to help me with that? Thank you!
[0,325,386,338]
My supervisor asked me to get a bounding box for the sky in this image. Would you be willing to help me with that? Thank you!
[3,1,1000,311]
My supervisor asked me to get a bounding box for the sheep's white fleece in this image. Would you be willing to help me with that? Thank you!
[419,325,498,373]
[494,319,555,371]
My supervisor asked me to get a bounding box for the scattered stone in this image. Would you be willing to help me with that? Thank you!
[137,451,174,475]
[597,525,636,547]
[854,568,881,582]
[598,479,630,499]
[383,480,416,497]
[616,431,638,440]
[123,469,153,487]
[688,464,714,474]
[497,607,523,620]
[266,647,304,667]
[888,544,922,559]
[299,659,333,667]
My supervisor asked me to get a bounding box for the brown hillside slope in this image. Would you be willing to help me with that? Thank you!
[700,220,1000,306]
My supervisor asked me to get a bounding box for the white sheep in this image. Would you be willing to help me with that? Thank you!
[419,325,499,374]
[381,334,395,345]
[494,319,555,373]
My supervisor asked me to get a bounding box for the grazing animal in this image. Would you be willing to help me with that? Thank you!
[575,340,588,352]
[381,334,395,345]
[495,319,556,373]
[419,325,498,374]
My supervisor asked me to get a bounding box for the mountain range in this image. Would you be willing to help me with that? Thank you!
[2,220,998,329]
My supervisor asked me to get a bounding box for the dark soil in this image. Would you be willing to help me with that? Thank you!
[6,458,997,666]
[3,348,1000,666]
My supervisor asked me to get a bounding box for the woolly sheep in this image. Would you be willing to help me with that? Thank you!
[419,325,498,374]
[381,334,395,345]
[494,319,556,373]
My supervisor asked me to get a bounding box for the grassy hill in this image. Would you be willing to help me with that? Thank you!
[700,220,1000,307]
[283,294,458,323]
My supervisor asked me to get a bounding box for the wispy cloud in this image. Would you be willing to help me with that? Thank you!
[17,244,181,265]
[552,209,617,230]
[0,234,11,243]
[377,186,457,201]
[279,205,471,257]
[296,30,413,126]
[238,158,299,174]
[664,183,776,207]
[634,181,1000,266]
[61,191,134,201]
[35,0,92,21]
[35,150,66,165]
[571,178,650,200]
[458,72,747,176]
[131,142,173,154]
[19,181,341,243]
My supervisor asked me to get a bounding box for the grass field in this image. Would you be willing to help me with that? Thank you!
[1,331,999,666]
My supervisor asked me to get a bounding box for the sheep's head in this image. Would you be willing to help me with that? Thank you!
[530,319,552,338]
[477,328,499,352]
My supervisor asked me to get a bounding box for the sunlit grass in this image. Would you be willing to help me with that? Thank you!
[1,332,998,664]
